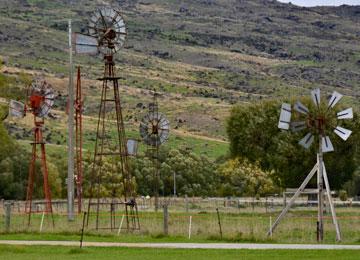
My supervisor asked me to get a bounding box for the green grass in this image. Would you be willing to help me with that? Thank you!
[2,208,360,245]
[0,245,359,260]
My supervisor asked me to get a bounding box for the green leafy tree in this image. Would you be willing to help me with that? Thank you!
[133,148,217,197]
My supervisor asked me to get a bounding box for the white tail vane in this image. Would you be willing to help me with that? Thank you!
[334,126,352,141]
[299,133,314,149]
[328,91,343,109]
[321,136,334,153]
[72,33,98,54]
[311,88,321,109]
[9,100,25,117]
[126,139,138,156]
[337,108,353,120]
[294,101,309,115]
[278,103,291,130]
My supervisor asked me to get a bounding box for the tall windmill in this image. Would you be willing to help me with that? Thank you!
[139,92,170,211]
[270,88,353,241]
[9,79,55,225]
[73,7,139,230]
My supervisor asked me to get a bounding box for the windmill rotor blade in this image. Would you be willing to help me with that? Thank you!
[98,9,107,28]
[311,88,321,109]
[299,133,314,149]
[278,103,291,130]
[337,108,353,120]
[111,11,120,25]
[322,136,334,153]
[328,91,343,109]
[290,121,307,132]
[334,126,352,141]
[293,101,309,115]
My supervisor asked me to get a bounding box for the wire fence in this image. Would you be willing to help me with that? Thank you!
[0,197,360,244]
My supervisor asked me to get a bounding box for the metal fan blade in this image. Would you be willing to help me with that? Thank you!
[278,103,291,130]
[293,101,309,115]
[299,133,314,149]
[322,136,334,153]
[328,91,343,109]
[9,100,25,117]
[337,108,353,120]
[311,88,321,108]
[290,121,306,132]
[334,126,352,141]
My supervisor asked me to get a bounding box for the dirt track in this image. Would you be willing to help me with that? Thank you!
[0,240,360,250]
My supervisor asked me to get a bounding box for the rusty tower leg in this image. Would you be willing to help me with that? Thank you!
[25,118,53,226]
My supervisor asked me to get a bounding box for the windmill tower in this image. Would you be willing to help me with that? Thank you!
[73,7,139,230]
[74,67,83,213]
[139,92,170,211]
[9,79,55,225]
[270,89,353,241]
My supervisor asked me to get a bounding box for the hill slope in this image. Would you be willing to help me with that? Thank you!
[0,0,359,155]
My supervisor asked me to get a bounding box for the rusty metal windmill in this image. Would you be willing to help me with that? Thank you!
[73,7,139,231]
[139,92,170,211]
[270,88,353,242]
[9,79,55,225]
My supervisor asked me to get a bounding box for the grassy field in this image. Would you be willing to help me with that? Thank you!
[1,205,360,244]
[0,245,359,260]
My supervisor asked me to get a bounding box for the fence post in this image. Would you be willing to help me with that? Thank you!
[188,215,192,239]
[216,208,222,239]
[4,202,11,232]
[185,195,189,213]
[163,204,168,236]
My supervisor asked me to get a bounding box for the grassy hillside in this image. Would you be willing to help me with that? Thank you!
[0,0,359,159]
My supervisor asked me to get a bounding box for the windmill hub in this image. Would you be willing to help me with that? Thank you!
[29,95,44,110]
[307,116,327,133]
[152,123,159,135]
[104,28,117,41]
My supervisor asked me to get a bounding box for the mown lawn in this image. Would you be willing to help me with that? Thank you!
[0,245,359,260]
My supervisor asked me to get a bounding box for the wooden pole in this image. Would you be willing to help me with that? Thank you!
[163,204,169,236]
[4,202,11,232]
[67,19,75,222]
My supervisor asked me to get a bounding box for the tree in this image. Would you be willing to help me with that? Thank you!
[227,99,360,189]
[217,157,276,197]
[0,120,29,199]
[132,148,217,197]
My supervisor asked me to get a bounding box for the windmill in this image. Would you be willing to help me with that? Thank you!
[72,7,139,231]
[139,92,170,211]
[9,78,55,225]
[270,88,353,242]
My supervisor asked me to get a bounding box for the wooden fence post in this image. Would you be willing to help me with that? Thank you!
[163,204,169,236]
[4,202,11,232]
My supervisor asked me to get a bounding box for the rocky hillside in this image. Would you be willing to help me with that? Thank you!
[0,0,359,144]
